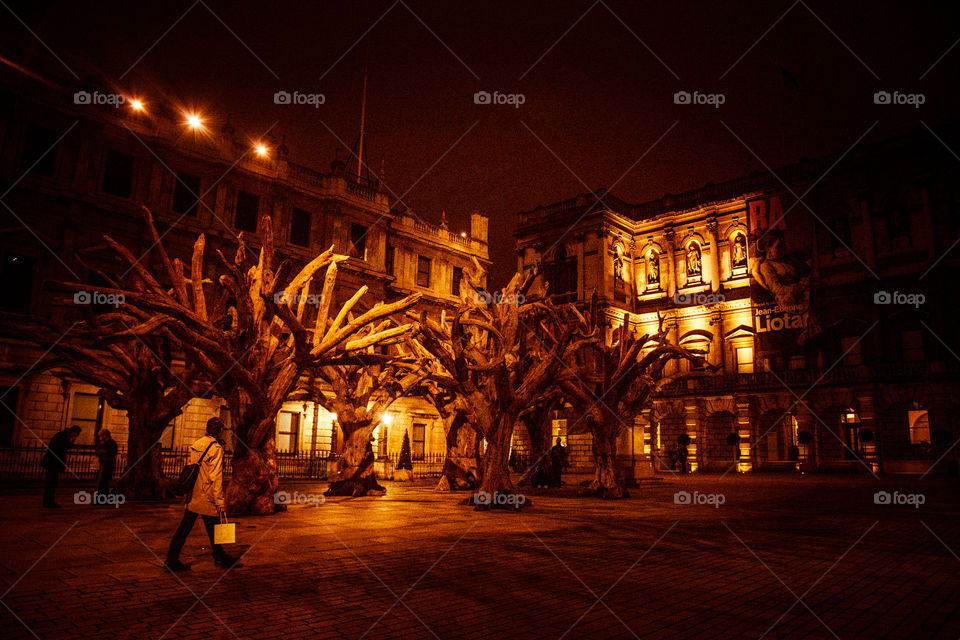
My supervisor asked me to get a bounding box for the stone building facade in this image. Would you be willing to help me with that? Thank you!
[514,127,960,476]
[0,66,488,463]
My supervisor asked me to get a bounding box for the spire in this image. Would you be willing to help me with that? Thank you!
[356,64,367,180]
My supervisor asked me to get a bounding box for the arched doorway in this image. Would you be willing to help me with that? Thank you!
[758,410,799,468]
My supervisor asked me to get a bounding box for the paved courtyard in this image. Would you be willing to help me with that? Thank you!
[1,474,959,639]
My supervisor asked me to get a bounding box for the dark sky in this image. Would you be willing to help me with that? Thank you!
[4,0,959,286]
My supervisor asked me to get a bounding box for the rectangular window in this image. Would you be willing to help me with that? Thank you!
[840,337,862,366]
[385,245,395,275]
[235,190,259,232]
[1,254,36,314]
[349,223,367,259]
[21,125,60,176]
[276,411,300,453]
[101,150,135,198]
[788,355,806,370]
[551,419,567,446]
[902,330,923,362]
[908,410,930,445]
[290,208,312,247]
[70,392,101,445]
[452,266,463,296]
[0,386,18,446]
[416,256,431,288]
[171,172,201,217]
[412,423,426,460]
[736,346,754,374]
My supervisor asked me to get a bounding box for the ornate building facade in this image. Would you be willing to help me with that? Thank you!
[515,127,960,477]
[0,65,488,465]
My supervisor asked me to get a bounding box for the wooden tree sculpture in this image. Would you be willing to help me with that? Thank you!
[0,312,207,499]
[413,259,593,507]
[292,337,431,497]
[53,207,421,514]
[558,299,711,499]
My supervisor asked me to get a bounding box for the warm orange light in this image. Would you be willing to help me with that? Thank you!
[460,231,467,238]
[185,113,204,130]
[254,143,269,157]
[129,98,145,112]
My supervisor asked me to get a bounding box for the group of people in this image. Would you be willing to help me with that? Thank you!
[41,416,240,571]
[41,425,117,508]
[527,437,569,489]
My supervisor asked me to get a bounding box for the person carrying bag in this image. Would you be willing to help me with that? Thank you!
[164,418,242,571]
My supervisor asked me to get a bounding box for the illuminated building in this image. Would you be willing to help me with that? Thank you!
[515,127,960,477]
[0,66,488,468]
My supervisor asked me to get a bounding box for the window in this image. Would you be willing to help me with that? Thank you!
[788,355,806,370]
[902,330,923,362]
[908,410,930,445]
[551,419,567,446]
[101,150,135,198]
[452,266,463,296]
[171,172,201,217]
[349,223,367,259]
[840,337,862,366]
[276,411,300,453]
[290,208,311,247]
[70,392,102,445]
[416,256,431,288]
[549,246,578,295]
[235,191,259,232]
[385,245,395,275]
[0,386,18,446]
[411,423,426,460]
[21,125,60,176]
[1,254,36,314]
[735,346,754,374]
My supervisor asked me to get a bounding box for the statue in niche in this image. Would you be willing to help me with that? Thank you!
[686,242,702,278]
[732,233,748,270]
[646,251,660,286]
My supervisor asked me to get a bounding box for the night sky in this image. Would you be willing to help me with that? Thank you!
[4,0,959,286]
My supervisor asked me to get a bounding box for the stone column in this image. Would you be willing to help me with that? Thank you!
[664,227,677,300]
[706,217,721,293]
[735,397,753,471]
[629,238,640,311]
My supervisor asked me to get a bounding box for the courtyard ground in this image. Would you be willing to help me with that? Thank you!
[0,473,958,639]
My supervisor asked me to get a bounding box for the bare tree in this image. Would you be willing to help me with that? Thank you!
[413,261,591,507]
[292,336,431,497]
[0,312,207,498]
[558,302,709,498]
[53,207,421,514]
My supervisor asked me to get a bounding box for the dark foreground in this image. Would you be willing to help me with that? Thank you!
[1,474,958,639]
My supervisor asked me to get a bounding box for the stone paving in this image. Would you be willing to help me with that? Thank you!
[1,474,959,639]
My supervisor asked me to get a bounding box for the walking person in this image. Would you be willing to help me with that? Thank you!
[41,425,81,508]
[165,418,241,571]
[95,429,118,497]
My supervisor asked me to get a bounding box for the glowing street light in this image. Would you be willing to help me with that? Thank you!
[254,143,269,158]
[184,112,204,130]
[128,98,145,113]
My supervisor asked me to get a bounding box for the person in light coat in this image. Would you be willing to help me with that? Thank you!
[164,418,241,571]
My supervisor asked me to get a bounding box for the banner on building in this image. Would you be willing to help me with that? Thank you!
[747,193,819,350]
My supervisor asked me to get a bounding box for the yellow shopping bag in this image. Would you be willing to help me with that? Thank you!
[214,512,235,545]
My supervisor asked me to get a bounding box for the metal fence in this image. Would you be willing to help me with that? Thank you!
[379,451,446,478]
[0,443,444,482]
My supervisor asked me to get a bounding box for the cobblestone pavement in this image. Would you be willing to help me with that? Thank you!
[1,474,958,639]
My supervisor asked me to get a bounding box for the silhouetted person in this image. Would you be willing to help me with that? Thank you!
[95,429,118,497]
[677,444,689,474]
[41,425,81,508]
[165,418,241,571]
[549,437,568,487]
